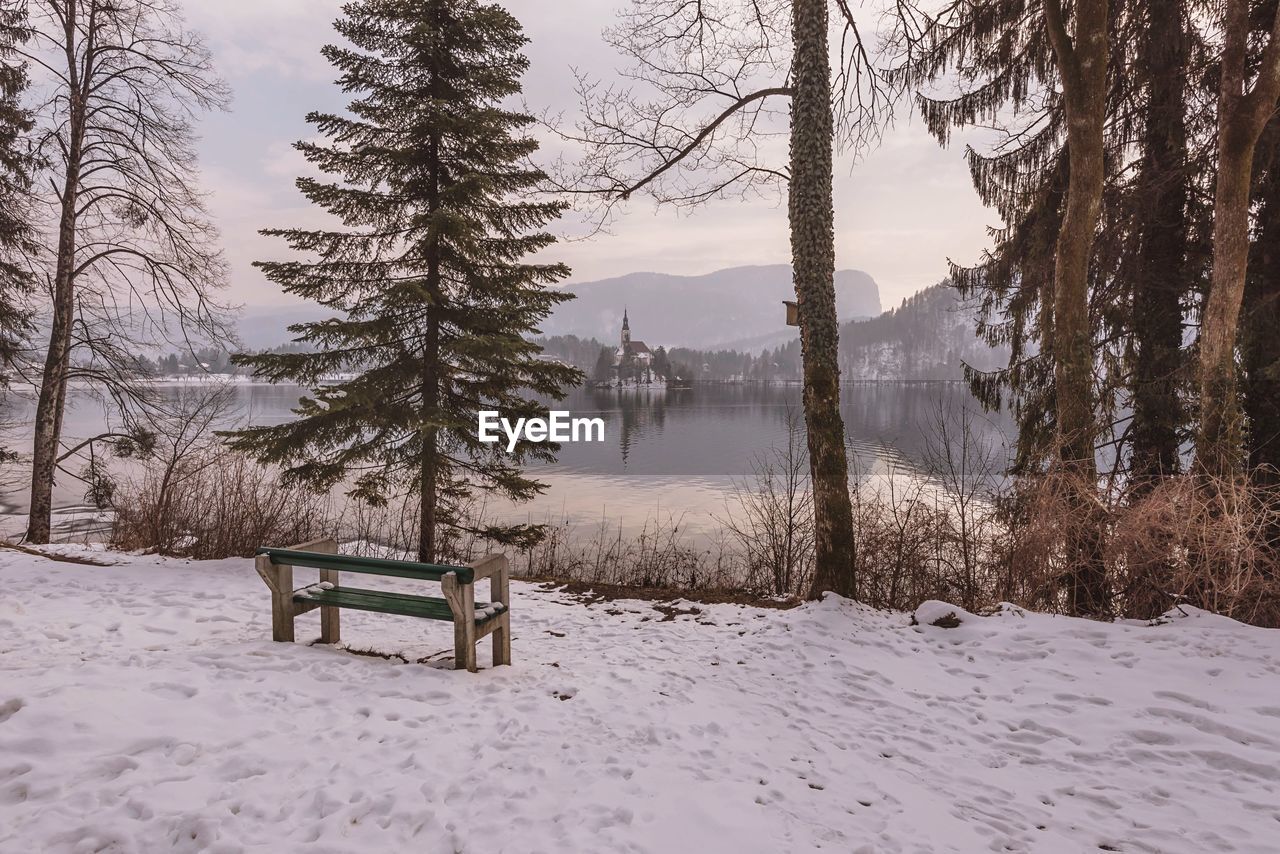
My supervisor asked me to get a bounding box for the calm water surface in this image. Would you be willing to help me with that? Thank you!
[0,382,1014,540]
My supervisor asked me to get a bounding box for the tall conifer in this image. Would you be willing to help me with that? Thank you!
[230,0,579,561]
[0,3,34,378]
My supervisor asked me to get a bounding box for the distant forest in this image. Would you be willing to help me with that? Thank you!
[134,343,309,378]
[138,283,1003,384]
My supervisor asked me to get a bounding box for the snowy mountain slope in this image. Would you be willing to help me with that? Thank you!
[839,281,1011,380]
[543,265,882,349]
[1,549,1278,853]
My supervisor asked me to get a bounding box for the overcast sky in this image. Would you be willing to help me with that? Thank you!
[186,0,997,310]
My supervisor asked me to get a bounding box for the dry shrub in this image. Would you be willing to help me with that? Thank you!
[342,491,498,564]
[720,410,815,596]
[991,468,1111,613]
[344,492,743,591]
[846,471,1006,612]
[111,450,334,559]
[975,468,1280,626]
[1110,476,1280,626]
[845,402,1012,613]
[518,512,740,591]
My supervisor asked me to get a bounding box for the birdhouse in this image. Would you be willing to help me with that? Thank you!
[783,300,800,327]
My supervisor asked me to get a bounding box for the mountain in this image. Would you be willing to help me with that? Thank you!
[839,282,1009,380]
[234,265,881,352]
[236,303,333,349]
[544,264,881,350]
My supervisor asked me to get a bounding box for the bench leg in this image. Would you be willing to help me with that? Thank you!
[492,613,511,667]
[456,624,478,673]
[453,606,477,673]
[492,556,511,666]
[265,559,295,643]
[460,601,477,672]
[319,567,340,644]
[443,573,478,672]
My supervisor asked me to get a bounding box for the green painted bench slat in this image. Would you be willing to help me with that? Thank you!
[328,586,507,615]
[294,586,505,624]
[257,547,475,584]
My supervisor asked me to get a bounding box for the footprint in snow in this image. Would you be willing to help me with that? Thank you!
[0,698,24,724]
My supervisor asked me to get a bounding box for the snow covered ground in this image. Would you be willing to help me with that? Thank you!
[2,548,1279,853]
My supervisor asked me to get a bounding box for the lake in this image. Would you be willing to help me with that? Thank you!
[0,381,1015,542]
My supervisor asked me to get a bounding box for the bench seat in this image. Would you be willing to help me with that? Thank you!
[294,585,507,624]
[258,547,475,583]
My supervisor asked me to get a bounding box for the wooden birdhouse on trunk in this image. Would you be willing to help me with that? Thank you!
[783,300,800,327]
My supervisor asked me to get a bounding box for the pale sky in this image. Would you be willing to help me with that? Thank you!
[186,0,997,310]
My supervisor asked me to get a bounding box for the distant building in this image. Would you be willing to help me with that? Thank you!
[614,308,654,383]
[616,309,653,367]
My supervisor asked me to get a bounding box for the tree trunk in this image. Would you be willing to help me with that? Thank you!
[419,330,439,563]
[1196,0,1280,484]
[1130,4,1189,486]
[1199,128,1256,484]
[27,7,84,544]
[1243,130,1280,489]
[419,122,442,564]
[793,0,858,601]
[1043,0,1109,614]
[1243,132,1280,556]
[26,277,73,544]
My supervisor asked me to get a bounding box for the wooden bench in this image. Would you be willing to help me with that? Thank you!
[253,538,511,672]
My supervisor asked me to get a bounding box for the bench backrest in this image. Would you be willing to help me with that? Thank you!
[255,547,475,584]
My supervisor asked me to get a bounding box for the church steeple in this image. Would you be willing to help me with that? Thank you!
[621,307,631,349]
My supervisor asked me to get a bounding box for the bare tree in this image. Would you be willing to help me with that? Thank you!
[1196,0,1280,484]
[106,382,234,552]
[16,0,231,543]
[551,0,899,600]
[920,400,1005,611]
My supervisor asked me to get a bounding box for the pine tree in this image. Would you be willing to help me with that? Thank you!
[896,0,1212,487]
[0,3,33,379]
[651,346,670,382]
[1124,1,1196,487]
[229,0,580,562]
[592,346,615,384]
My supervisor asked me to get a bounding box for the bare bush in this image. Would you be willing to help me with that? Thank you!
[517,511,740,591]
[988,468,1110,613]
[1110,475,1280,626]
[111,450,334,559]
[343,491,499,565]
[720,411,815,596]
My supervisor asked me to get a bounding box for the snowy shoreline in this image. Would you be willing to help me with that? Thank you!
[2,546,1278,852]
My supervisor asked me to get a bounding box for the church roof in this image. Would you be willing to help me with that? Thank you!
[628,340,652,355]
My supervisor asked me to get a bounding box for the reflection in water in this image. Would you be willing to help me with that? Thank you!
[560,383,1012,478]
[0,381,1014,538]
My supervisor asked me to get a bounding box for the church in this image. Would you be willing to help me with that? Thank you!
[614,308,654,381]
